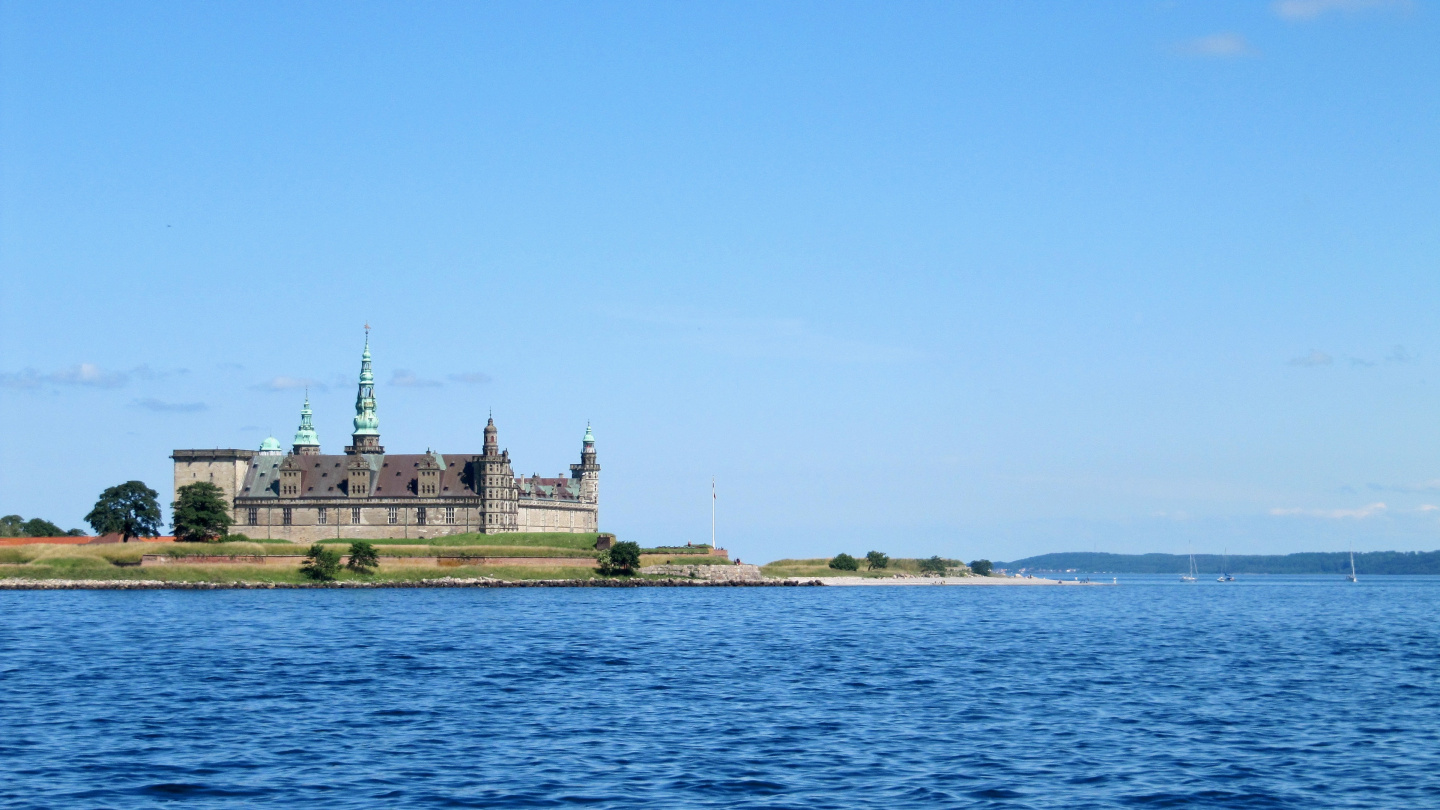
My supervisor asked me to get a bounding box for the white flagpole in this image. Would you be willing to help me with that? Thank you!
[711,477,716,550]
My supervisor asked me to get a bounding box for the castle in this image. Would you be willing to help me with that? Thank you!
[171,332,600,542]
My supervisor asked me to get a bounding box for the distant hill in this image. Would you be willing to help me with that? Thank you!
[998,551,1440,575]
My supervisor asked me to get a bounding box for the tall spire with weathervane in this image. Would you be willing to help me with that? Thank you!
[570,421,600,507]
[292,391,321,455]
[345,325,384,455]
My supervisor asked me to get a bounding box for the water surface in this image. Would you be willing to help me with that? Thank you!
[1,576,1436,808]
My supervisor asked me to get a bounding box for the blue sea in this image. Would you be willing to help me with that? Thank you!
[1,576,1437,808]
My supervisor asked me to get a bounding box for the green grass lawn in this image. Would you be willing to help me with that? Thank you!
[303,532,603,549]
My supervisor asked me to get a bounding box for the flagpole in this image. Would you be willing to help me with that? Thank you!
[711,477,716,550]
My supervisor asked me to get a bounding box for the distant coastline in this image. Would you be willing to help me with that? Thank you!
[1002,550,1440,575]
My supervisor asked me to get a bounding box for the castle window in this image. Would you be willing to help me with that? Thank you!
[318,507,327,525]
[446,507,456,524]
[282,508,293,526]
[351,507,361,525]
[387,507,398,525]
[247,508,258,526]
[417,507,427,525]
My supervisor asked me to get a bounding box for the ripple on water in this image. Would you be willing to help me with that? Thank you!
[0,579,1438,808]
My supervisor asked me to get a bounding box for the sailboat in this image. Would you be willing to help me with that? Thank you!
[1181,546,1197,582]
[1346,548,1357,583]
[1217,548,1234,582]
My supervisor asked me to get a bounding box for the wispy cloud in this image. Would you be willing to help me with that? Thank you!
[1270,502,1386,519]
[1348,356,1377,367]
[1287,350,1333,367]
[612,309,919,364]
[1273,0,1410,21]
[0,363,130,389]
[392,369,442,388]
[1367,480,1440,493]
[1386,345,1415,363]
[448,372,492,385]
[134,398,207,413]
[251,376,325,392]
[1174,33,1258,58]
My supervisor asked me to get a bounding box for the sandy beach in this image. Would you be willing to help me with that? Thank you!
[793,576,1113,586]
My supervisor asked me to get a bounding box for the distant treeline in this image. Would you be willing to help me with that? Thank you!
[1000,551,1440,575]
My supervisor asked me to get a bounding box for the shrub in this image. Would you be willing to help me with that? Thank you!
[301,544,342,581]
[347,541,379,574]
[829,553,860,571]
[969,559,994,576]
[599,540,641,575]
[918,556,949,575]
[865,550,889,570]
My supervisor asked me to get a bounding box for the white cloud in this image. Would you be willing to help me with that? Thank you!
[392,369,442,388]
[1270,502,1386,519]
[0,363,130,389]
[1273,0,1409,21]
[252,376,325,392]
[1287,349,1333,367]
[134,398,208,413]
[1419,505,1439,512]
[1174,33,1258,58]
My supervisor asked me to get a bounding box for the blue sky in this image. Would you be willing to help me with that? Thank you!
[2,1,1437,562]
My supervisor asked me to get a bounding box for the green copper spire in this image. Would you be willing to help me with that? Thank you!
[292,393,320,451]
[352,327,380,438]
[583,422,595,444]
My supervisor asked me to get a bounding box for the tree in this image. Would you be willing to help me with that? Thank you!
[301,544,342,581]
[85,481,162,543]
[20,518,64,537]
[918,556,950,575]
[865,550,890,570]
[829,553,860,571]
[969,559,994,576]
[599,540,641,575]
[347,541,379,574]
[0,515,25,537]
[171,482,233,542]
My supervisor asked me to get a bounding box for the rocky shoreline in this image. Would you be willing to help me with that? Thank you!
[0,576,823,590]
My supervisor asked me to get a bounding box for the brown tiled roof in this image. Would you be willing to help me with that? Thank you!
[237,454,583,502]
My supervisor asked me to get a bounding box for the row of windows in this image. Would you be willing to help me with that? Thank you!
[246,507,457,526]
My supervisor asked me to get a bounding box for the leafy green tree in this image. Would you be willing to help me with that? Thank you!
[301,544,342,581]
[64,528,87,536]
[85,481,162,543]
[969,559,994,576]
[865,550,890,570]
[829,553,860,571]
[20,518,65,537]
[171,482,233,542]
[599,540,641,575]
[347,541,380,574]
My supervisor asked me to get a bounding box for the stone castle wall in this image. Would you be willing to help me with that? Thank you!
[228,500,597,543]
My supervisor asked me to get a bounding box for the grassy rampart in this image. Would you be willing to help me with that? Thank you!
[0,534,615,582]
[760,557,967,578]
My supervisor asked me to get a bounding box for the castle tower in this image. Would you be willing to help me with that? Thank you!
[292,393,321,455]
[475,416,518,533]
[345,328,384,455]
[570,422,600,505]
